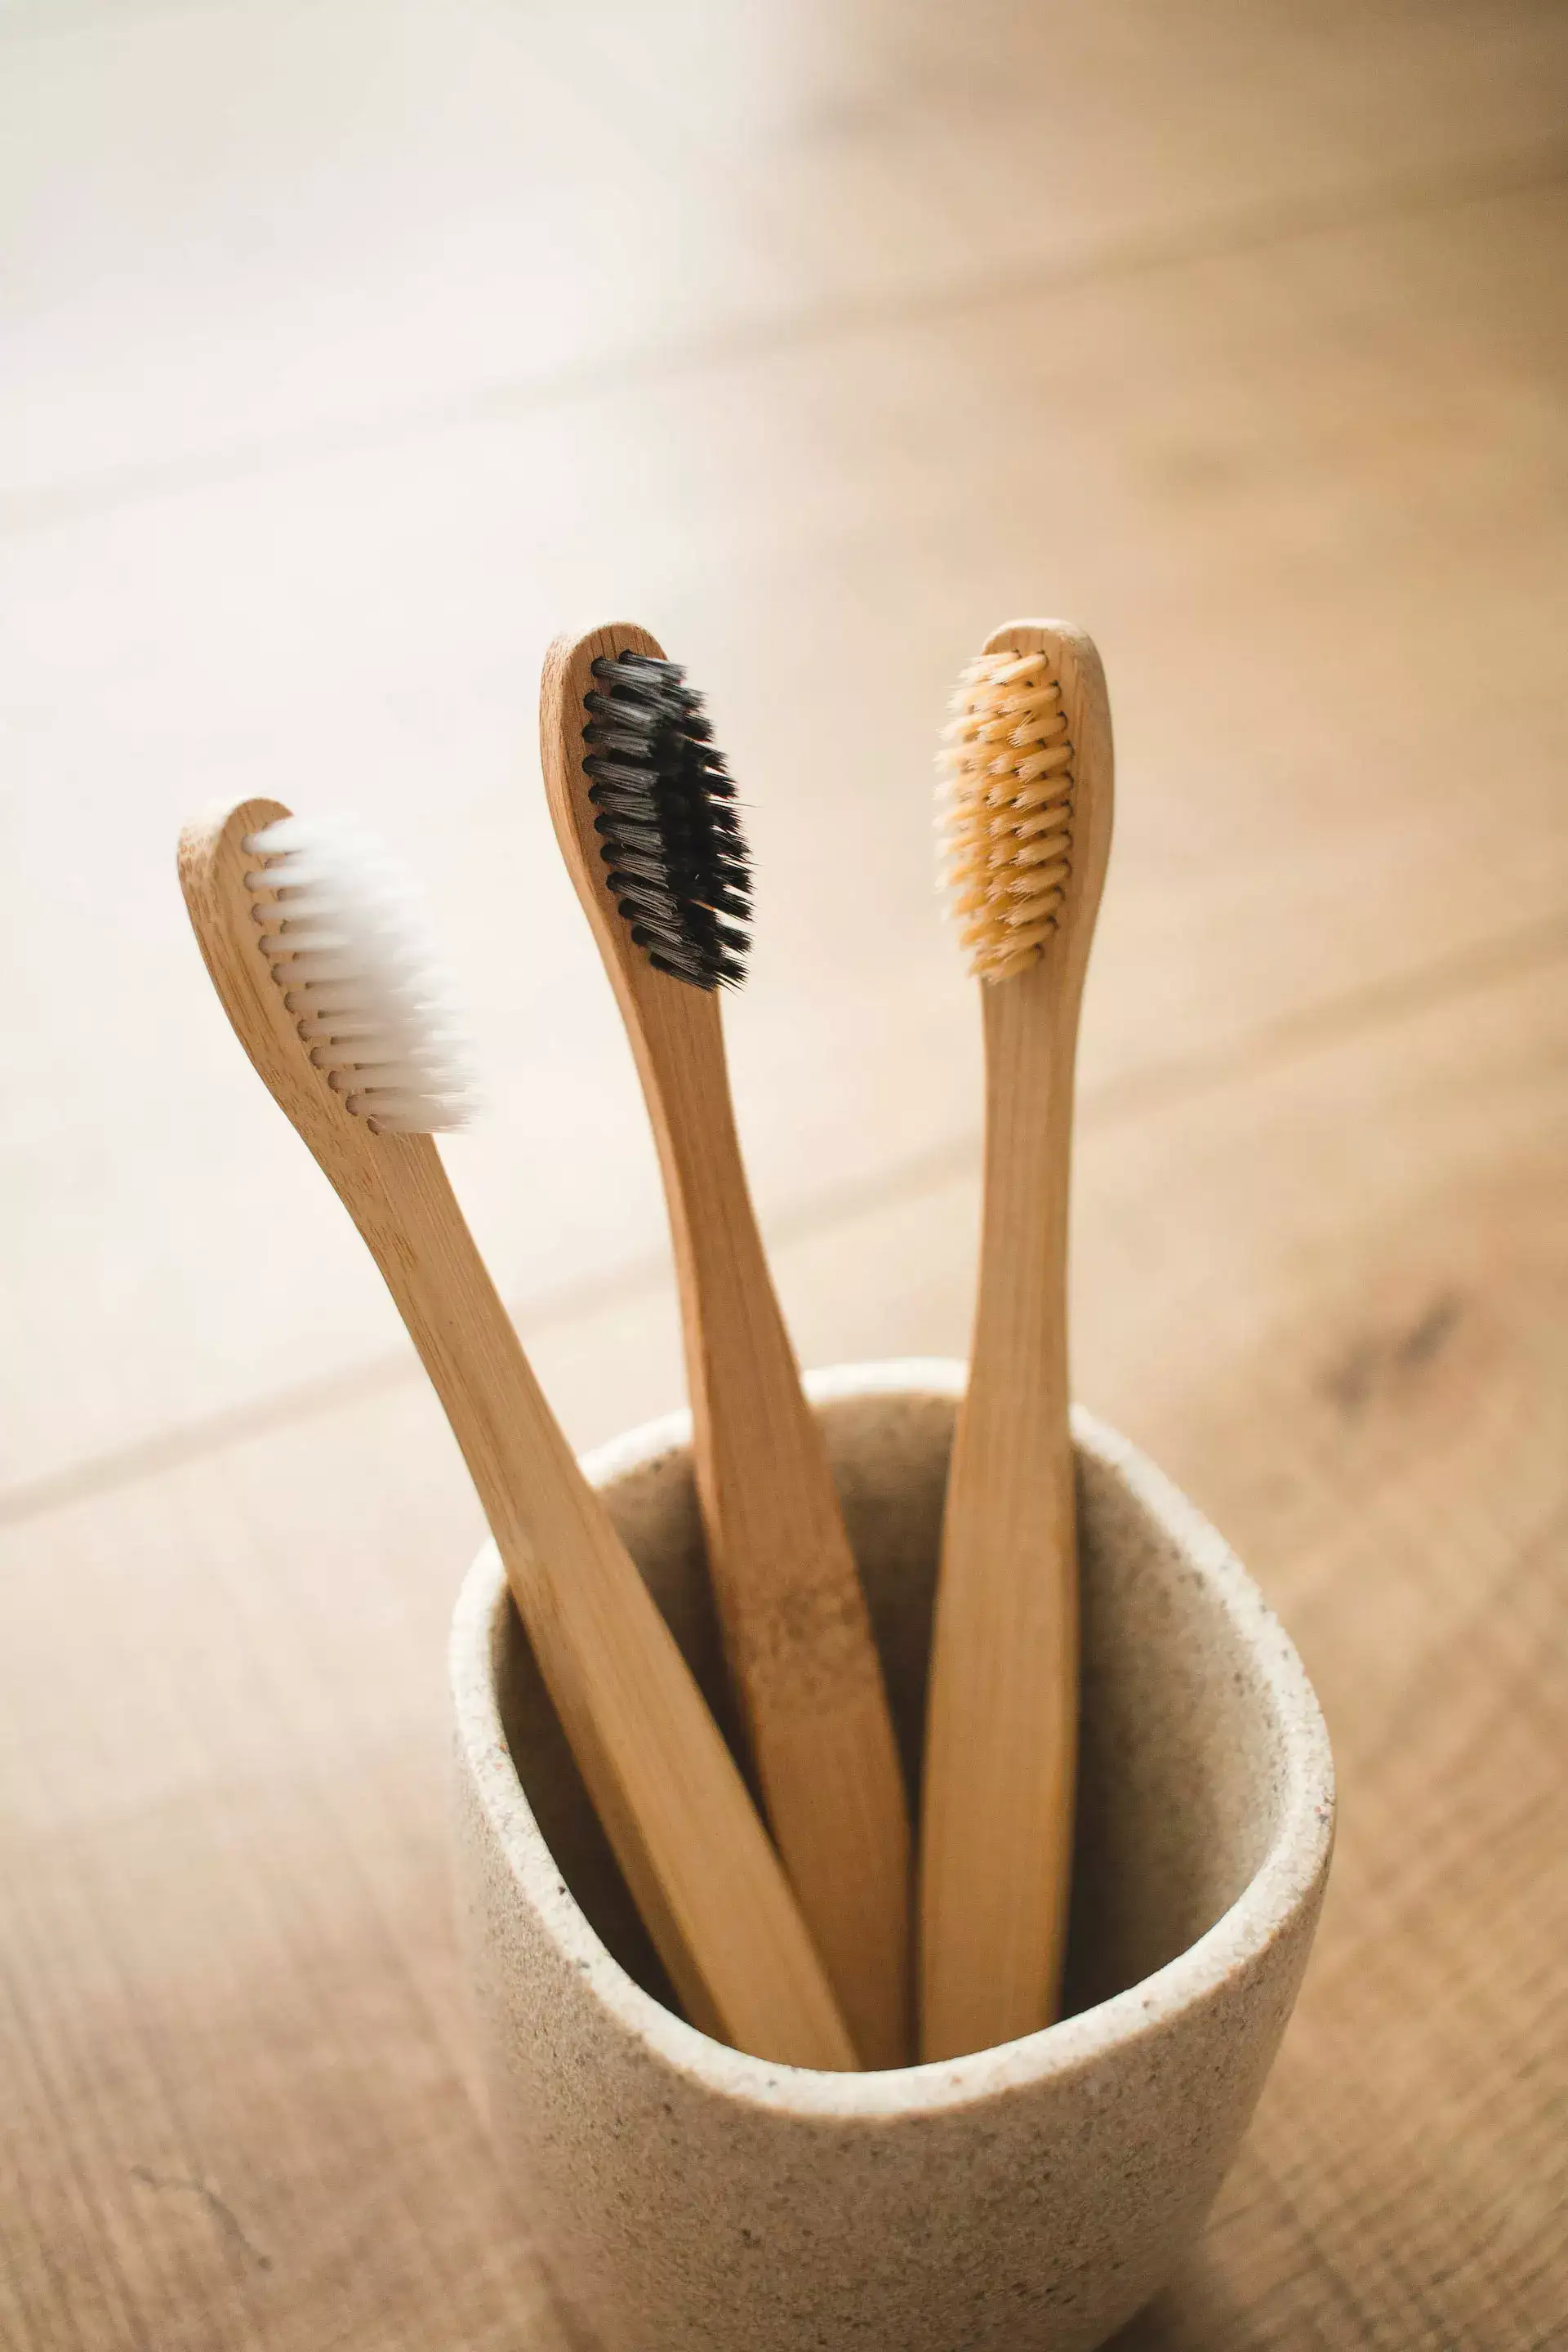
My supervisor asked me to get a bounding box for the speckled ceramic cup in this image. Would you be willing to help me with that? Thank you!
[451,1360,1334,2352]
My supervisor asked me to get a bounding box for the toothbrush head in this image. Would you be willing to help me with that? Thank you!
[938,621,1112,987]
[179,798,474,1148]
[578,646,752,991]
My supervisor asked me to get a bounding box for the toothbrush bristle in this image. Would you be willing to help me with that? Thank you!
[581,651,751,991]
[938,648,1076,982]
[242,816,475,1134]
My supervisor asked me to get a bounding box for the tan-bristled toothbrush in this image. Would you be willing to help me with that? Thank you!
[540,623,912,2069]
[179,796,857,2072]
[919,620,1114,2064]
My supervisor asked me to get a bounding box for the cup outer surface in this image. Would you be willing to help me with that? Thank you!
[451,1360,1334,2352]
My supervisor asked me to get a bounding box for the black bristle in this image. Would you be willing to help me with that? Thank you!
[583,650,753,991]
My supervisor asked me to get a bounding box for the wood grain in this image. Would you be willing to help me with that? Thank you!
[540,621,911,2067]
[7,0,1568,501]
[919,621,1113,2060]
[7,183,1568,1494]
[177,797,853,2072]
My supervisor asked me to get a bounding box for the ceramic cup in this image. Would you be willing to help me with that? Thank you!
[451,1360,1334,2352]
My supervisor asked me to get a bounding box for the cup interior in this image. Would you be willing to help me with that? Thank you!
[492,1383,1289,2034]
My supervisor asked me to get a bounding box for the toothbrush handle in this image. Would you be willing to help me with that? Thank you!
[355,1134,858,2073]
[920,963,1080,2063]
[632,987,913,2069]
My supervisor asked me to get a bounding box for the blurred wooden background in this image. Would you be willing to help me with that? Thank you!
[2,2,1565,2345]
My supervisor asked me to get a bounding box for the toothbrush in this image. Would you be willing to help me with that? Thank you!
[179,796,857,2072]
[919,621,1114,2063]
[540,623,913,2069]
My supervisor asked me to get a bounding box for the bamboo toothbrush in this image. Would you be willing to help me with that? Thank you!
[540,624,913,2069]
[919,620,1114,2064]
[179,796,857,2072]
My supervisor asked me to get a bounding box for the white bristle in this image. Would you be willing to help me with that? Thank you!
[243,816,475,1134]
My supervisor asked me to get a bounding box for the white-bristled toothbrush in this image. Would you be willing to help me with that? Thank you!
[179,796,857,2072]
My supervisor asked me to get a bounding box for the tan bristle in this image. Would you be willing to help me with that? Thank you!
[938,648,1075,982]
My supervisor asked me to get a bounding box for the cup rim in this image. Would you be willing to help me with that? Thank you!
[450,1356,1334,2118]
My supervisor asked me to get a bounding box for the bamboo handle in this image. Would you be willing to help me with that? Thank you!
[920,964,1082,2062]
[636,984,914,2069]
[352,1135,858,2071]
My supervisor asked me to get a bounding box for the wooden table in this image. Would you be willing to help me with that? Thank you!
[2,4,1565,2344]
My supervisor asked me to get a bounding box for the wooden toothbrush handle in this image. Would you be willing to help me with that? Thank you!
[354,1134,858,2072]
[920,964,1081,2063]
[630,984,913,2069]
